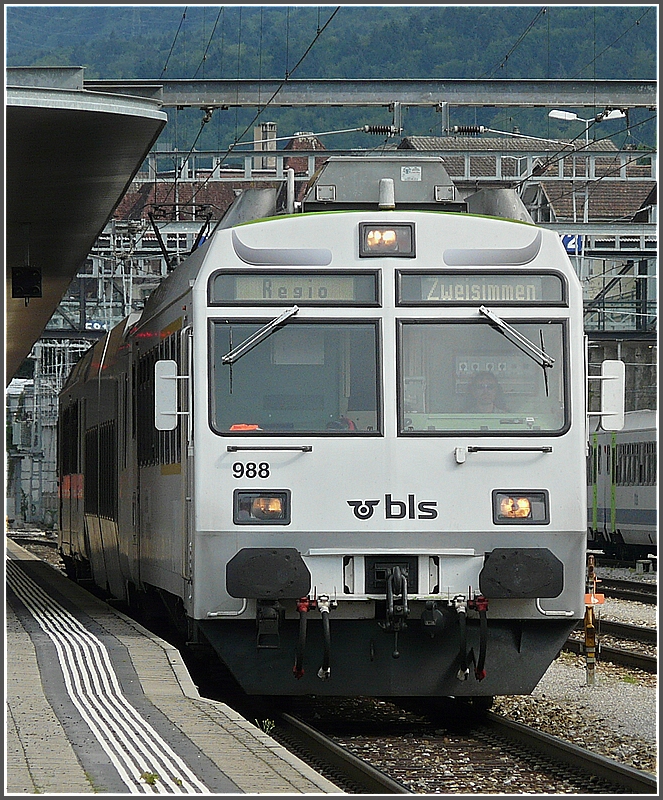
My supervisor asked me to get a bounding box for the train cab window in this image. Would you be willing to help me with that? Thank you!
[398,319,568,435]
[210,321,381,435]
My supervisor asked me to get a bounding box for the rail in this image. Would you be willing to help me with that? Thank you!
[485,713,657,794]
[564,638,656,672]
[599,578,657,604]
[276,713,411,794]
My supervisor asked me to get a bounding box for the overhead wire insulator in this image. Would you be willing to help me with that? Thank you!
[453,125,487,136]
[363,125,398,136]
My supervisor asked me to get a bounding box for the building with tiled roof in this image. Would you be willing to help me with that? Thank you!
[114,132,329,222]
[398,134,656,224]
[632,185,657,223]
[522,179,656,224]
[282,132,328,176]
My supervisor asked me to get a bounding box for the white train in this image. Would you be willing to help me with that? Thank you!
[588,409,657,559]
[58,156,624,702]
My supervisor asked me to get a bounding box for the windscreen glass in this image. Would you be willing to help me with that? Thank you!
[399,320,567,435]
[211,321,380,434]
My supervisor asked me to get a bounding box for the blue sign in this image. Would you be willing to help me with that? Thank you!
[562,234,583,254]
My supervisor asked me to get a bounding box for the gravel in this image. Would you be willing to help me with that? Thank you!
[493,651,657,773]
[599,596,657,627]
[495,564,657,775]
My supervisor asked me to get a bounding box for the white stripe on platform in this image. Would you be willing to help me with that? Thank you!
[7,560,212,794]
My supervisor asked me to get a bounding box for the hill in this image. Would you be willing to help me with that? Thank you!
[6,5,657,149]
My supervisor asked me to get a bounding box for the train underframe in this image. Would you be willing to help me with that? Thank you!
[588,526,657,562]
[194,613,576,698]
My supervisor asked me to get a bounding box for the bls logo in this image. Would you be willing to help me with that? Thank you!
[348,494,438,521]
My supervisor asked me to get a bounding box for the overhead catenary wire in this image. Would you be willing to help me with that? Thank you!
[160,6,187,78]
[178,6,341,211]
[192,7,223,79]
[570,7,654,80]
[583,264,652,286]
[220,6,341,165]
[479,7,547,79]
[149,6,651,247]
[234,6,243,143]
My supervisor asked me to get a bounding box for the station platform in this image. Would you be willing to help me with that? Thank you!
[5,538,342,795]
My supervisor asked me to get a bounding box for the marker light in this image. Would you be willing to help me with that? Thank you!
[359,222,415,257]
[492,490,549,525]
[234,490,291,525]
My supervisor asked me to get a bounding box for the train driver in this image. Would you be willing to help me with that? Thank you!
[466,371,508,413]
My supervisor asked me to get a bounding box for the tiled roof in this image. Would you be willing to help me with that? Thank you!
[115,180,261,221]
[396,135,648,184]
[282,134,328,176]
[399,135,618,152]
[540,180,657,223]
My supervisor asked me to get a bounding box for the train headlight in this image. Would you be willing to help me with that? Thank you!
[492,490,549,525]
[253,496,284,518]
[234,490,291,525]
[359,222,415,257]
[501,496,531,518]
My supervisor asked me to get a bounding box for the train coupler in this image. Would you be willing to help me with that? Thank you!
[256,600,284,649]
[378,566,410,658]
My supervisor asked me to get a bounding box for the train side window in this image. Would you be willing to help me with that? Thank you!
[83,422,117,520]
[136,332,183,467]
[59,402,79,475]
[633,449,638,485]
[624,445,630,486]
[587,445,596,485]
[157,332,182,466]
[649,443,657,486]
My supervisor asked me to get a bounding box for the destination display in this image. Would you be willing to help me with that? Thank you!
[397,271,565,305]
[210,271,379,305]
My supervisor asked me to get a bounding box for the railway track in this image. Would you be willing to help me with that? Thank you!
[268,701,657,794]
[565,618,657,672]
[598,578,657,604]
[564,638,656,673]
[275,712,410,794]
[592,619,657,643]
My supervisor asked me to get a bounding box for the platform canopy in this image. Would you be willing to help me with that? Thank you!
[5,67,167,384]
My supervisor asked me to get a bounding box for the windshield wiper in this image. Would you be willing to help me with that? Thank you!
[478,305,555,369]
[221,306,299,365]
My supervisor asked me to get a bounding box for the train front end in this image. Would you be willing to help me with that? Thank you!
[173,200,592,700]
